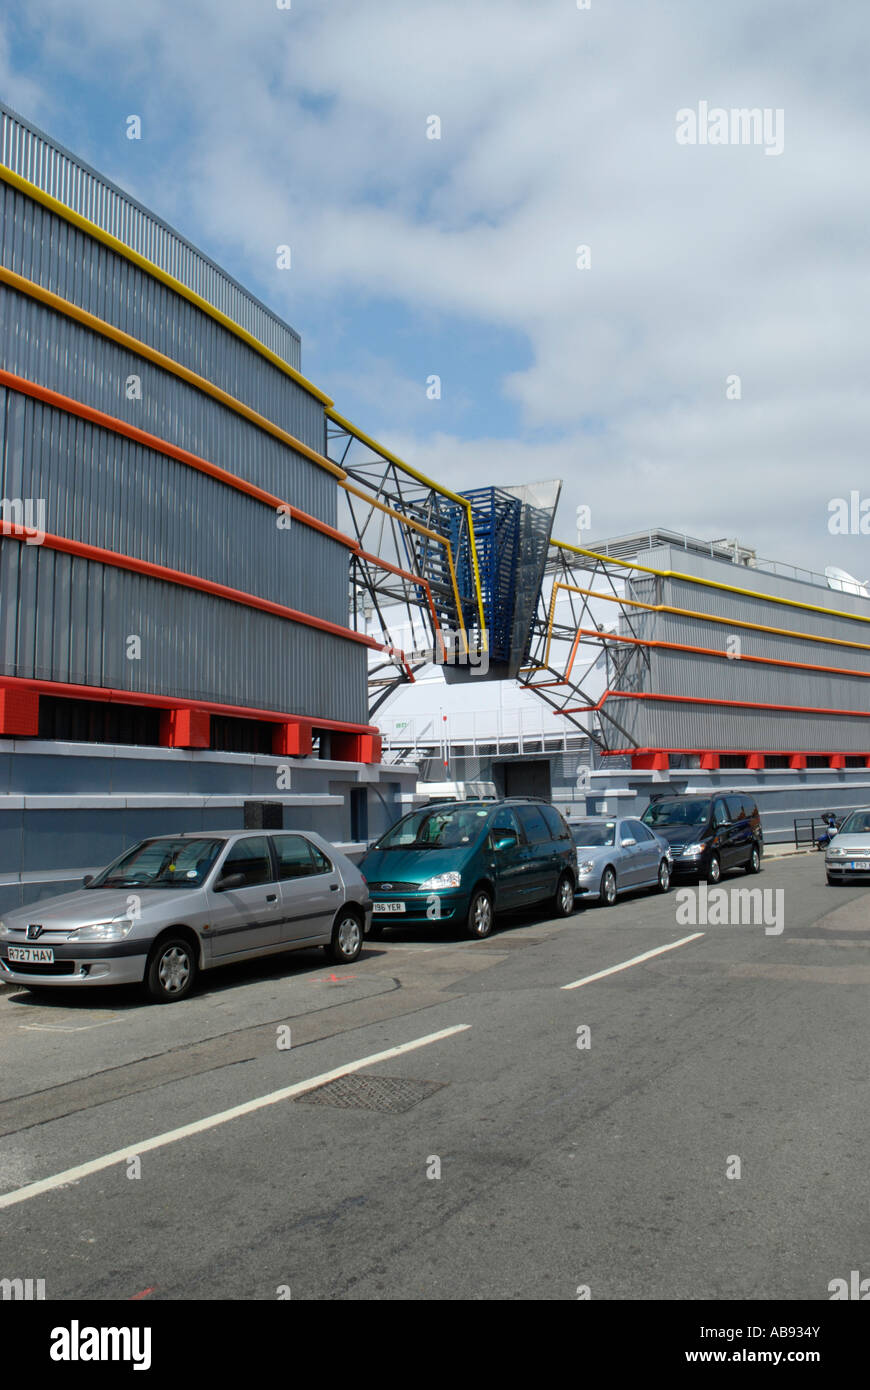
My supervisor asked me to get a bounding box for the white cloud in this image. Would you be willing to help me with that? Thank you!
[6,0,870,574]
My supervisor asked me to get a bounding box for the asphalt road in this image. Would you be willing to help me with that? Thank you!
[0,853,867,1301]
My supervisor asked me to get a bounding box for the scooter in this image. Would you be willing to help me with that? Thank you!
[816,814,839,851]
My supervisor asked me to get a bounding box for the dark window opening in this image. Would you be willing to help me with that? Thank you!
[38,696,160,746]
[210,716,273,754]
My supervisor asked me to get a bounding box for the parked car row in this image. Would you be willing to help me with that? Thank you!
[0,793,766,1005]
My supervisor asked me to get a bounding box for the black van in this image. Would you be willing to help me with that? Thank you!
[641,793,763,883]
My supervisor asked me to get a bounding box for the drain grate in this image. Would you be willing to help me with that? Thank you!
[295,1073,446,1113]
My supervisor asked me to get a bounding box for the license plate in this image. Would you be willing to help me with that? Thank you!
[373,901,406,914]
[850,860,870,870]
[8,945,54,963]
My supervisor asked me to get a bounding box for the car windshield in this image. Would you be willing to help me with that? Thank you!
[88,838,225,889]
[571,821,616,847]
[836,811,870,834]
[643,799,711,828]
[374,805,491,850]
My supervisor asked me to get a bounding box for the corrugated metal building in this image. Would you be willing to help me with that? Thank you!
[598,538,870,766]
[0,103,414,909]
[0,100,372,747]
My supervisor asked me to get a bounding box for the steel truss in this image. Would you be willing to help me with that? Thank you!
[518,541,649,754]
[326,417,486,719]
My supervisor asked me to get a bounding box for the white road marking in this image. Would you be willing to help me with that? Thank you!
[20,1019,122,1032]
[0,1023,471,1211]
[560,934,704,990]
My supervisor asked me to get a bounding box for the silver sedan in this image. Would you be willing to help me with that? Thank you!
[571,816,672,906]
[0,830,371,1003]
[825,808,870,885]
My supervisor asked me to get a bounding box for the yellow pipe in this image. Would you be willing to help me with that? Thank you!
[524,582,870,683]
[1,159,488,645]
[328,409,466,505]
[339,481,468,652]
[0,264,345,479]
[0,163,333,407]
[551,539,870,627]
[0,263,469,653]
[327,407,488,640]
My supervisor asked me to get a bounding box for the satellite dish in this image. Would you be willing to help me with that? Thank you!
[825,566,870,598]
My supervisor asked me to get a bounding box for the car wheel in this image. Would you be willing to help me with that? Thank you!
[704,855,721,885]
[329,910,363,963]
[657,858,671,892]
[145,936,196,1003]
[745,844,761,874]
[599,866,618,906]
[554,872,575,917]
[466,887,494,939]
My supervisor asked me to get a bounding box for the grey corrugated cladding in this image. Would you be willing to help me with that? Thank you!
[0,184,327,478]
[0,100,302,373]
[0,286,334,530]
[609,545,870,751]
[0,543,366,725]
[0,384,348,626]
[0,109,367,726]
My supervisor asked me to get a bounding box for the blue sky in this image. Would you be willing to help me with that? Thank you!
[2,1,870,575]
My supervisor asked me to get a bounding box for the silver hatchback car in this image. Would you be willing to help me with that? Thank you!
[0,830,372,1003]
[825,807,870,885]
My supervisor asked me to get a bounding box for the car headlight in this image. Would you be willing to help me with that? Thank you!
[577,860,596,874]
[682,843,705,856]
[418,872,461,891]
[0,920,9,938]
[827,847,847,858]
[75,918,135,941]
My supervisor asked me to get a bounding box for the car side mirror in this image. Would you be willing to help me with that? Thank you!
[82,874,93,887]
[214,872,246,892]
[492,830,518,851]
[620,837,636,847]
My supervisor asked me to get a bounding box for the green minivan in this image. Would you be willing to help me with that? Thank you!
[359,799,577,939]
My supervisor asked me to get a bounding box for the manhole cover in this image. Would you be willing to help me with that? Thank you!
[295,1073,446,1113]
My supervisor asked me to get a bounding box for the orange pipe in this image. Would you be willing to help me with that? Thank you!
[555,625,870,686]
[0,521,378,649]
[0,367,353,546]
[561,689,870,720]
[0,368,441,666]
